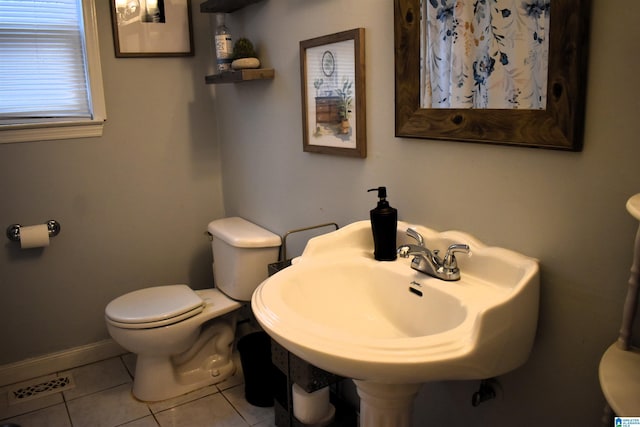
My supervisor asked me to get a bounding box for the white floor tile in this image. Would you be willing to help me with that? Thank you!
[148,384,218,414]
[1,353,276,427]
[223,385,274,426]
[154,393,249,427]
[251,418,278,427]
[0,402,71,427]
[119,415,161,427]
[61,357,131,401]
[66,383,151,427]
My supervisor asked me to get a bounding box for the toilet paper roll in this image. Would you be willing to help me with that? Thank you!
[312,403,335,427]
[20,224,50,249]
[292,384,330,425]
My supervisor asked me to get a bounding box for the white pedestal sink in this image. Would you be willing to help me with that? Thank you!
[252,221,539,427]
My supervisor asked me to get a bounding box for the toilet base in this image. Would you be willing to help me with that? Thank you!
[132,356,236,402]
[131,314,238,402]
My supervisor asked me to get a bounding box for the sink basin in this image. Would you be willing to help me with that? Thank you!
[252,220,539,426]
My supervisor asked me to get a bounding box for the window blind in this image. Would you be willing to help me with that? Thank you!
[0,0,92,122]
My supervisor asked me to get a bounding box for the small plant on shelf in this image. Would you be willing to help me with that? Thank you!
[232,38,256,59]
[231,38,260,69]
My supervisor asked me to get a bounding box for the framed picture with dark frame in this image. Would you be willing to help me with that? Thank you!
[300,28,366,158]
[110,0,194,57]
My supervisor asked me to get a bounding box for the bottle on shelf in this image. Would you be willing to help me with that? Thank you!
[214,14,233,73]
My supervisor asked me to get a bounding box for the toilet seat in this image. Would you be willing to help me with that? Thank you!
[105,284,205,329]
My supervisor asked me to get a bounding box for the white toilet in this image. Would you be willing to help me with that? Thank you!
[104,217,281,402]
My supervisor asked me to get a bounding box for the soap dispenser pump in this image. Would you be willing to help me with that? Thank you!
[367,187,398,261]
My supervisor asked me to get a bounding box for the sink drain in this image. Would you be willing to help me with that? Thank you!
[7,374,75,405]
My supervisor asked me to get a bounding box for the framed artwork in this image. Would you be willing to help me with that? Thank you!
[300,28,366,157]
[110,0,194,57]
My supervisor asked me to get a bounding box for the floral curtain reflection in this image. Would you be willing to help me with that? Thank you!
[420,0,550,109]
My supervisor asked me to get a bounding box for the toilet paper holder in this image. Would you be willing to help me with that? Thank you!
[6,220,61,242]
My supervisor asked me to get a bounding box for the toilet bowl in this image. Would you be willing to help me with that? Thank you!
[104,217,280,402]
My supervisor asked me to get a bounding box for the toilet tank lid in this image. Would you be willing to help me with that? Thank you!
[207,217,281,248]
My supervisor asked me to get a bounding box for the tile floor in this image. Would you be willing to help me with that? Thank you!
[0,353,275,427]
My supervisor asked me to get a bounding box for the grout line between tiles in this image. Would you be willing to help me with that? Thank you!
[63,401,74,427]
[150,411,162,427]
[64,381,133,403]
[148,387,221,416]
[219,385,252,427]
[0,401,59,424]
[113,412,158,427]
[3,355,273,427]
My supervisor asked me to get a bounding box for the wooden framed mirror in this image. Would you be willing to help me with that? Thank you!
[394,0,591,150]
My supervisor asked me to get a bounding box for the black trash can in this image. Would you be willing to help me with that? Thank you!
[237,331,274,407]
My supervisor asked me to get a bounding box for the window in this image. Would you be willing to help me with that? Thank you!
[0,0,106,144]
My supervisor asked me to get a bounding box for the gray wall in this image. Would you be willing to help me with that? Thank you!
[216,1,640,426]
[0,2,224,362]
[0,0,638,425]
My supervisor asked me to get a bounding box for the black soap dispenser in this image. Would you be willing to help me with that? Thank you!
[368,187,398,261]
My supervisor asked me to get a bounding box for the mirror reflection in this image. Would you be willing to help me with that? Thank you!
[395,0,590,150]
[420,0,550,109]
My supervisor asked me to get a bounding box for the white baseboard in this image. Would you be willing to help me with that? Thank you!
[0,339,126,387]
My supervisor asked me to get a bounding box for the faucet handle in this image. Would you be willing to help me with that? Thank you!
[443,244,470,269]
[406,228,425,247]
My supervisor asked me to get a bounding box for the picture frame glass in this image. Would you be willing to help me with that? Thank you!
[300,28,366,158]
[305,40,356,150]
[111,0,193,57]
[322,51,335,77]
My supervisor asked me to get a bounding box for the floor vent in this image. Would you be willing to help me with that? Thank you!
[7,374,75,405]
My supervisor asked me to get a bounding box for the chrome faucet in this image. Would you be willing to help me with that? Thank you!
[397,228,470,281]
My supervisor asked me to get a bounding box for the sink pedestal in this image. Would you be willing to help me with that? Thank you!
[354,381,421,427]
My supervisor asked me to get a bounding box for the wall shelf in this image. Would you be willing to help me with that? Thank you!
[205,68,274,84]
[200,0,272,84]
[200,0,264,13]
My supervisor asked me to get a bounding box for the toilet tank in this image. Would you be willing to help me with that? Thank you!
[207,217,281,301]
